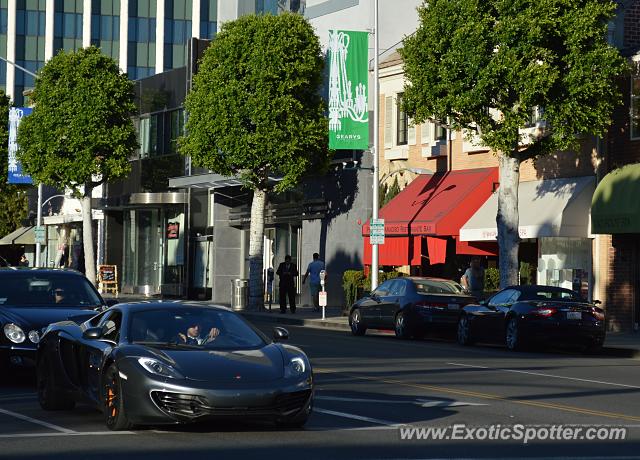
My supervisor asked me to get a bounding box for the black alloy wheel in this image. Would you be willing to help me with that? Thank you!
[457,315,474,346]
[394,312,410,339]
[37,354,75,410]
[505,317,523,351]
[103,363,132,431]
[350,308,367,336]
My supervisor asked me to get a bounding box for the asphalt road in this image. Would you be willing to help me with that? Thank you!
[1,322,639,460]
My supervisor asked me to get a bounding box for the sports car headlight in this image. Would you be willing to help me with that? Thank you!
[284,356,307,378]
[28,330,40,344]
[137,357,184,379]
[4,323,25,344]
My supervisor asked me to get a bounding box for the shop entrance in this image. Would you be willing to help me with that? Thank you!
[123,207,185,295]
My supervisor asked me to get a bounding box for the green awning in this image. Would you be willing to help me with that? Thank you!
[0,226,35,245]
[591,164,640,234]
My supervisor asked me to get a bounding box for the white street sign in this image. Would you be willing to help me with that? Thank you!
[370,218,384,245]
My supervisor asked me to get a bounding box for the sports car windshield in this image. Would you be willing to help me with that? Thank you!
[129,307,267,350]
[522,287,583,302]
[0,272,102,307]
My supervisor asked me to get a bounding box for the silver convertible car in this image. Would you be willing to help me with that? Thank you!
[36,302,313,430]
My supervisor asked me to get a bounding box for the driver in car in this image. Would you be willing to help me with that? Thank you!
[177,322,220,345]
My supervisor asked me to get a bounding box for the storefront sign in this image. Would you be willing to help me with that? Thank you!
[167,222,180,239]
[98,265,117,282]
[7,107,33,184]
[328,30,369,150]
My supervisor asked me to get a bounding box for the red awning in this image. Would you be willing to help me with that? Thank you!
[363,168,499,237]
[456,239,499,256]
[363,236,422,266]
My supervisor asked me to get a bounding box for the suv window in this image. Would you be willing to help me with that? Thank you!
[389,279,406,296]
[373,280,392,297]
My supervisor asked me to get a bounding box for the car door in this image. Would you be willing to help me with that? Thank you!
[380,279,407,326]
[482,289,519,339]
[78,309,123,403]
[360,281,392,327]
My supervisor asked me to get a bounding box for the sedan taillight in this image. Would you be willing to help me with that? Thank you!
[533,307,558,317]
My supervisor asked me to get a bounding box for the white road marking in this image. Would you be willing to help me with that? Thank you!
[447,362,640,389]
[0,407,76,433]
[316,396,487,407]
[0,431,136,439]
[314,407,402,427]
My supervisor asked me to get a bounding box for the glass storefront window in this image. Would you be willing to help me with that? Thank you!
[537,237,592,298]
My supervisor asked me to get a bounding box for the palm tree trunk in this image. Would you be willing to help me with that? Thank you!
[248,188,266,310]
[81,185,96,286]
[496,153,520,288]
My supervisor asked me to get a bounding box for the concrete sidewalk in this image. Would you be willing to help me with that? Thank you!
[101,294,640,357]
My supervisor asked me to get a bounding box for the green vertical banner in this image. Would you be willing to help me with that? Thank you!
[328,30,369,150]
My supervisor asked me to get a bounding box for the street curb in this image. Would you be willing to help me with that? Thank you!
[240,311,350,332]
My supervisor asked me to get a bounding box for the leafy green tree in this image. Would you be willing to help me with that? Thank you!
[181,13,330,309]
[401,0,626,287]
[0,92,28,239]
[17,47,137,284]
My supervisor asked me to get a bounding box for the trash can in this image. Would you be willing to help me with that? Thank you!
[231,278,249,311]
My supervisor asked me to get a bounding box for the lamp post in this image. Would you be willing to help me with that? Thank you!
[370,164,434,290]
[371,0,380,290]
[0,56,43,266]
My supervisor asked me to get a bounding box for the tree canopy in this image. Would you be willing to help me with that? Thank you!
[401,0,627,158]
[180,13,330,192]
[17,46,137,192]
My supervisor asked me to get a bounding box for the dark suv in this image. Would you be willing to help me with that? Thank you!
[0,268,114,370]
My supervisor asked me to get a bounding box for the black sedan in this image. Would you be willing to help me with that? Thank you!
[36,302,313,430]
[349,277,476,339]
[0,268,112,371]
[456,285,606,351]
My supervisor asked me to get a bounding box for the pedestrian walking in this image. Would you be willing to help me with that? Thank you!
[276,255,298,313]
[460,257,485,299]
[302,253,325,312]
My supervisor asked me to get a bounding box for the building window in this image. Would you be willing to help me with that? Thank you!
[138,109,183,158]
[163,0,192,71]
[396,93,408,145]
[15,0,46,105]
[127,0,156,80]
[632,74,640,139]
[200,0,216,39]
[91,0,120,61]
[53,0,83,53]
[434,122,446,141]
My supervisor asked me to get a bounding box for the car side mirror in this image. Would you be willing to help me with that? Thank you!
[593,299,602,305]
[82,326,104,340]
[273,327,289,342]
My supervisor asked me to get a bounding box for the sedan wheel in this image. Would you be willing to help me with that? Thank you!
[350,308,367,336]
[457,315,474,346]
[395,312,410,339]
[37,355,75,411]
[103,363,132,431]
[505,317,522,351]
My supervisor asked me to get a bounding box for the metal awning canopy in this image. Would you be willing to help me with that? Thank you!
[0,226,35,245]
[168,173,282,190]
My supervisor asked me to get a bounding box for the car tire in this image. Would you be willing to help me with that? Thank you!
[103,363,133,431]
[37,354,75,411]
[457,315,474,346]
[505,317,523,351]
[394,312,410,339]
[350,308,367,336]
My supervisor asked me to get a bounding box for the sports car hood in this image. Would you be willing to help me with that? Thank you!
[0,306,97,330]
[139,343,286,383]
